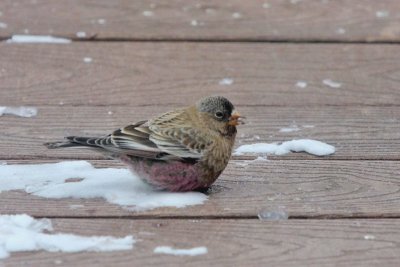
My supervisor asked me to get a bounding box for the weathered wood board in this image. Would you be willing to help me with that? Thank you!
[0,43,400,106]
[0,0,399,42]
[1,160,399,218]
[4,219,400,267]
[0,106,398,160]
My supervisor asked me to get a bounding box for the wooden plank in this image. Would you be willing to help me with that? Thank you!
[0,0,400,41]
[0,43,400,106]
[1,159,399,218]
[4,218,400,267]
[0,106,399,160]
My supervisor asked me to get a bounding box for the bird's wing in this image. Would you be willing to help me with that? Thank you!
[148,107,211,159]
[108,108,211,160]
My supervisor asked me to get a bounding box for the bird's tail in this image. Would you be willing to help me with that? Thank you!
[44,136,102,149]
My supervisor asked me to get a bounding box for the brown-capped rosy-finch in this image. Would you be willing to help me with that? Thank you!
[45,96,242,192]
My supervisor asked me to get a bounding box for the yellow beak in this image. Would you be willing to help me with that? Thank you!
[228,112,242,126]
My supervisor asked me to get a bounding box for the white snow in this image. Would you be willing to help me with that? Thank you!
[376,10,389,18]
[364,234,376,240]
[69,204,84,209]
[76,31,86,38]
[0,161,207,211]
[143,10,154,17]
[279,124,300,133]
[336,28,346,34]
[0,22,7,29]
[235,139,335,156]
[6,35,71,44]
[262,3,270,8]
[258,209,288,220]
[219,78,234,85]
[190,20,198,26]
[83,57,93,63]
[154,246,208,256]
[295,81,307,88]
[97,19,106,25]
[0,214,134,259]
[232,12,242,19]
[0,106,37,117]
[323,79,342,88]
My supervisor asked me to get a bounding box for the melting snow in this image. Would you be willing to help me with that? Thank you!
[295,81,307,88]
[0,161,207,211]
[154,246,208,256]
[0,22,7,28]
[83,57,93,63]
[323,79,342,88]
[190,20,198,26]
[143,10,154,17]
[235,139,335,156]
[0,214,134,259]
[97,19,106,24]
[6,35,71,44]
[376,10,389,18]
[0,106,38,117]
[364,234,376,240]
[258,209,288,220]
[232,12,242,19]
[262,3,270,8]
[336,28,346,34]
[76,32,86,38]
[279,124,300,133]
[219,78,234,85]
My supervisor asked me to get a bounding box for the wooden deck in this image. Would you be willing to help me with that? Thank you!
[1,1,400,266]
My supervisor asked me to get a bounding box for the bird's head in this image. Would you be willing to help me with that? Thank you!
[196,96,243,136]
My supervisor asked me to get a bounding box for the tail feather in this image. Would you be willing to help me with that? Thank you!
[44,136,102,149]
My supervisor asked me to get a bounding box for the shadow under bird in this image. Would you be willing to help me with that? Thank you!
[45,96,243,192]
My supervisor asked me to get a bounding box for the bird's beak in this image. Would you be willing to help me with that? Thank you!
[228,111,244,126]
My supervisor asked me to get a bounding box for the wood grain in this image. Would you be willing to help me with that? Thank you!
[0,0,400,42]
[0,105,398,160]
[4,218,400,267]
[0,43,400,106]
[1,159,399,218]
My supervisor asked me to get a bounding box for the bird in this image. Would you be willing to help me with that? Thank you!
[45,96,243,192]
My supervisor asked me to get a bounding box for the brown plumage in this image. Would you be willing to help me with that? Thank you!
[45,96,243,192]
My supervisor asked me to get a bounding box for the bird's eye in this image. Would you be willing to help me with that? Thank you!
[215,111,224,119]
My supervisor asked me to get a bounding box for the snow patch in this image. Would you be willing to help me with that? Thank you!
[143,10,154,17]
[258,209,288,220]
[69,204,84,210]
[97,19,106,25]
[83,57,92,63]
[0,161,207,211]
[219,78,234,85]
[6,35,71,44]
[364,234,376,240]
[0,106,38,117]
[279,124,300,133]
[190,20,198,26]
[336,28,346,34]
[76,32,86,38]
[154,246,208,256]
[235,139,335,156]
[323,79,342,88]
[262,3,270,8]
[295,81,307,88]
[376,10,389,18]
[232,12,242,19]
[0,214,134,259]
[0,22,7,28]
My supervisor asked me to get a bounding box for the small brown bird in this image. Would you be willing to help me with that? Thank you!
[45,96,242,192]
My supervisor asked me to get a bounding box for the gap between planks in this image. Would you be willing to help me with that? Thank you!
[3,37,400,44]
